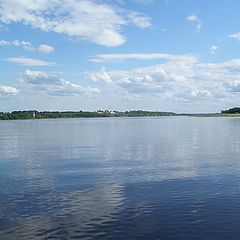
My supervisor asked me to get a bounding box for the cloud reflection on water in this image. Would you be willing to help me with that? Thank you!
[1,117,240,239]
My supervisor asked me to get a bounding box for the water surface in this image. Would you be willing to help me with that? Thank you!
[0,117,240,239]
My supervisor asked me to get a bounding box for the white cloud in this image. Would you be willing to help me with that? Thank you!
[0,85,19,95]
[229,32,240,41]
[117,0,154,3]
[127,12,151,28]
[187,14,202,32]
[0,39,54,53]
[123,93,141,100]
[87,67,113,84]
[4,57,55,66]
[118,75,164,93]
[223,81,240,92]
[89,53,193,62]
[0,23,8,31]
[37,44,55,54]
[12,40,33,50]
[21,70,100,96]
[209,45,218,54]
[0,40,10,45]
[0,0,151,47]
[86,54,240,102]
[0,39,33,50]
[176,89,212,101]
[187,15,198,21]
[131,0,154,3]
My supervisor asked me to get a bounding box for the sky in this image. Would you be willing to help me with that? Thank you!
[0,0,240,113]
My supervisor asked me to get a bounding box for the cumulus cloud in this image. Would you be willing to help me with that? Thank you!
[4,57,55,66]
[127,12,151,28]
[209,45,218,54]
[229,32,240,41]
[187,14,202,32]
[86,53,240,102]
[123,93,141,100]
[87,67,113,84]
[0,0,151,47]
[0,85,19,95]
[131,0,154,3]
[0,40,9,45]
[21,70,100,96]
[223,81,240,92]
[118,75,164,93]
[176,89,212,101]
[0,39,54,53]
[0,39,33,50]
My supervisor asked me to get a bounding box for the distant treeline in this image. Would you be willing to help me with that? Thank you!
[0,110,177,120]
[221,107,240,114]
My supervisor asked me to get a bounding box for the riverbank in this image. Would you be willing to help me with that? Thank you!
[1,110,240,120]
[0,110,177,120]
[191,114,240,117]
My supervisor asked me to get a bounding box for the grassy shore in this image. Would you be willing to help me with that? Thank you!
[191,113,240,117]
[1,110,240,120]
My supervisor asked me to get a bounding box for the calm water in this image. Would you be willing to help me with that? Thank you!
[0,117,240,240]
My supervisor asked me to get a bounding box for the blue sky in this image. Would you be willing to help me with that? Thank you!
[0,0,240,113]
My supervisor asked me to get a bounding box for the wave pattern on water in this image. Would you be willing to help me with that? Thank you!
[0,117,240,239]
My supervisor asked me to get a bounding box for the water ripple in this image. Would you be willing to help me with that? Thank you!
[1,117,240,239]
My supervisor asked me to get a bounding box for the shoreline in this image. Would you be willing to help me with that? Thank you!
[190,114,240,117]
[1,114,240,121]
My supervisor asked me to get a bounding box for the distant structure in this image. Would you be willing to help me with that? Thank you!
[32,110,36,118]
